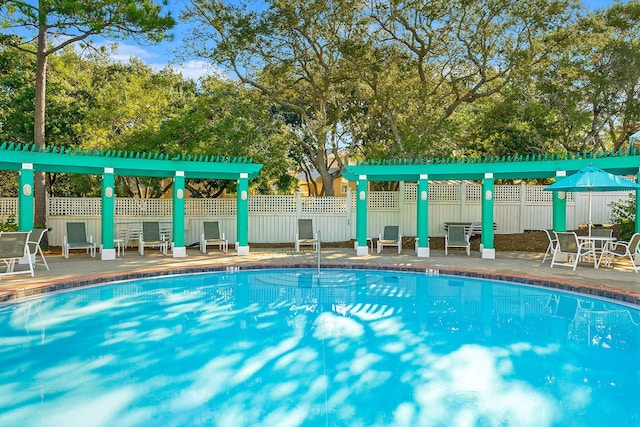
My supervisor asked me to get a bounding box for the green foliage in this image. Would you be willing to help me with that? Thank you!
[0,171,18,196]
[609,195,636,241]
[0,214,17,232]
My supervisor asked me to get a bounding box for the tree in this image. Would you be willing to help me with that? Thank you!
[121,76,295,197]
[182,0,366,196]
[0,0,174,227]
[569,1,640,151]
[360,0,576,158]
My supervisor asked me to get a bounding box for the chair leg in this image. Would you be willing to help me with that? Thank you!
[37,247,49,270]
[542,243,552,263]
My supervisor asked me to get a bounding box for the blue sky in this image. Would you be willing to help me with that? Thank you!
[99,0,618,80]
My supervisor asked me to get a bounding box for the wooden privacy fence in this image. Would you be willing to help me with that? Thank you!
[0,183,633,247]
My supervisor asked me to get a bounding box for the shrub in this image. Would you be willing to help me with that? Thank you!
[0,214,18,232]
[609,195,636,241]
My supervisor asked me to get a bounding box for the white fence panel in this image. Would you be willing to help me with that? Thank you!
[249,214,296,243]
[574,192,631,225]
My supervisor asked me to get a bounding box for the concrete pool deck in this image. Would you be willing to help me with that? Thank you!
[1,246,639,305]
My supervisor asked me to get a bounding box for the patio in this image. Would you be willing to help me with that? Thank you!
[1,246,639,306]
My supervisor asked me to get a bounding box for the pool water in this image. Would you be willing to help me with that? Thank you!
[0,269,639,426]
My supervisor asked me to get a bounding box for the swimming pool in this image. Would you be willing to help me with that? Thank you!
[0,268,638,426]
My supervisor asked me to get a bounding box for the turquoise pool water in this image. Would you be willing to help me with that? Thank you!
[0,269,639,426]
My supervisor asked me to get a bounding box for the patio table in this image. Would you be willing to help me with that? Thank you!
[577,235,616,268]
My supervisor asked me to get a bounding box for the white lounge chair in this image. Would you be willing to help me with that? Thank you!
[201,221,228,253]
[377,226,402,254]
[597,233,640,273]
[445,224,470,256]
[28,228,49,270]
[139,221,169,256]
[550,231,596,270]
[295,219,318,252]
[63,222,97,259]
[0,231,34,278]
[541,228,557,264]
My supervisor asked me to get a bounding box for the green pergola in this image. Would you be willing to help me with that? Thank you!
[344,150,640,259]
[0,143,262,259]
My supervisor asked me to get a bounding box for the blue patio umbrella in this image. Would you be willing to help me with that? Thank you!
[544,166,640,235]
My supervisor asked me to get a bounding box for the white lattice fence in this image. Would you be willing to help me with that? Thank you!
[49,198,102,216]
[0,198,17,219]
[301,195,348,214]
[115,198,173,216]
[250,195,296,214]
[187,198,237,216]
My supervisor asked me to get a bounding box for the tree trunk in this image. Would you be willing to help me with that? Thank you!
[33,21,48,229]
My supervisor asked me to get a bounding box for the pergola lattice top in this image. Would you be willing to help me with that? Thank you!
[345,149,640,182]
[0,143,262,180]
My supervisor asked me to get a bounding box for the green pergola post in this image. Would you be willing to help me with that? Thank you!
[552,171,567,232]
[481,173,495,259]
[236,173,250,256]
[100,168,116,260]
[636,170,640,234]
[356,175,368,256]
[416,174,429,257]
[172,171,186,257]
[18,163,34,231]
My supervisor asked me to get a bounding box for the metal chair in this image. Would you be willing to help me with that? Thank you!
[0,231,34,278]
[377,226,402,254]
[28,228,49,270]
[138,221,169,256]
[541,228,557,264]
[295,219,317,252]
[201,221,228,253]
[597,233,640,273]
[550,231,596,270]
[63,222,97,259]
[445,224,470,256]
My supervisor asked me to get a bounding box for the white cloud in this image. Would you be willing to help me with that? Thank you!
[163,59,225,81]
[98,41,223,81]
[106,42,158,62]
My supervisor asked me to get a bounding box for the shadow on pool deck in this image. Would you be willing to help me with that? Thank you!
[1,246,639,305]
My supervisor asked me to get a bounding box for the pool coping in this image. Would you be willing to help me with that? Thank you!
[2,260,639,307]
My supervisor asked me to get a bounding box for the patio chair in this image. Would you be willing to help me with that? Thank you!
[377,225,402,254]
[0,231,34,278]
[445,224,470,256]
[139,221,169,256]
[597,232,640,273]
[27,228,49,270]
[63,222,97,259]
[200,221,228,254]
[541,228,557,264]
[295,219,318,252]
[550,231,596,270]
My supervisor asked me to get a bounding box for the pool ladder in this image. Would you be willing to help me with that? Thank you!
[317,230,321,275]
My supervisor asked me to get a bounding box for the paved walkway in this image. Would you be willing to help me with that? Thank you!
[1,247,639,305]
